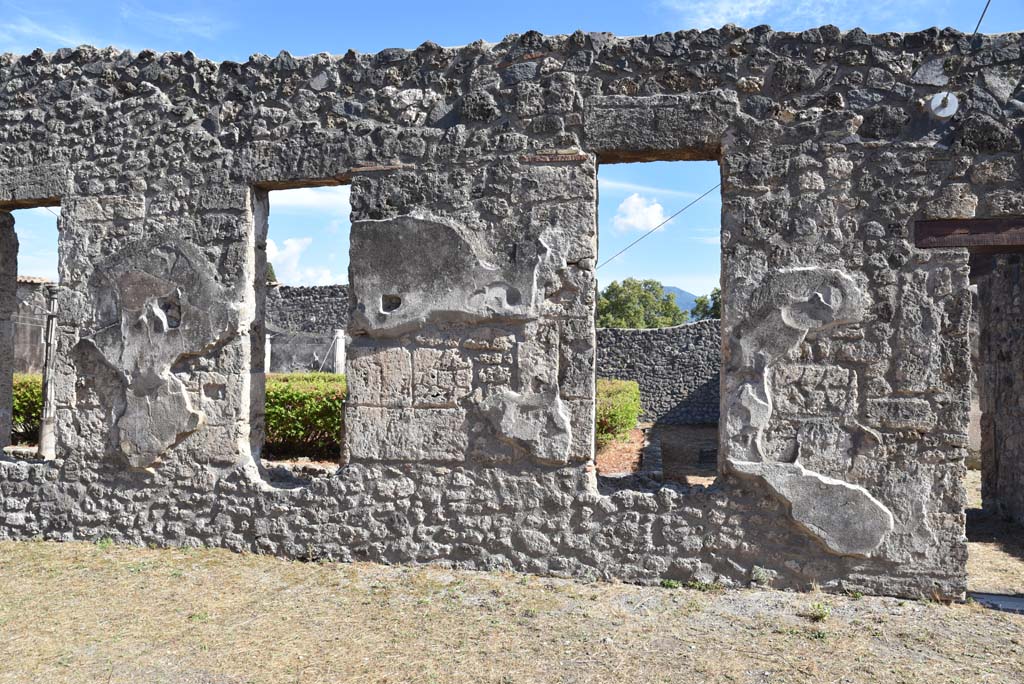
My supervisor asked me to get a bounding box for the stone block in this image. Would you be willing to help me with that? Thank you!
[771,364,857,417]
[412,348,472,408]
[584,91,738,160]
[345,406,467,462]
[347,346,412,407]
[865,398,936,430]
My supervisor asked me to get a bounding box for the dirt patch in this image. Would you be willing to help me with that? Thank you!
[0,540,1022,684]
[966,469,1024,596]
[595,425,647,475]
[263,455,339,480]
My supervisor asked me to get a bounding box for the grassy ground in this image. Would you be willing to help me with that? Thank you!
[0,472,1020,683]
[1,538,1022,684]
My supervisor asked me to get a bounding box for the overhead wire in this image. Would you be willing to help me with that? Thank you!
[595,182,721,271]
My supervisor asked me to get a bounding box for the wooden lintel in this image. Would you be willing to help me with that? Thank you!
[520,153,588,164]
[915,217,1024,252]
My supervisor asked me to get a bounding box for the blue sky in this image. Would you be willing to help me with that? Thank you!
[4,1,1018,295]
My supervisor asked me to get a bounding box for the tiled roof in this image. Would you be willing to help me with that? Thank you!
[16,275,54,284]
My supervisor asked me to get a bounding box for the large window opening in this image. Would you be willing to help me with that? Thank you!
[594,159,722,489]
[1,205,59,461]
[254,184,351,482]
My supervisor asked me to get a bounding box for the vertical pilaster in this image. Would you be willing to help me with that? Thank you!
[0,212,17,449]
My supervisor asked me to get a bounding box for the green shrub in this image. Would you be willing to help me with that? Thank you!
[595,378,641,448]
[12,373,42,445]
[265,373,346,459]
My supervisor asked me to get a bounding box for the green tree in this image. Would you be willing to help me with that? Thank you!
[690,287,721,320]
[266,261,278,284]
[596,278,688,329]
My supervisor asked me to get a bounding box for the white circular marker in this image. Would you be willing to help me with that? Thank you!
[927,91,959,120]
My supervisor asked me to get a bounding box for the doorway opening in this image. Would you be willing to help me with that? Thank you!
[914,216,1024,602]
[594,159,722,488]
[970,252,1024,600]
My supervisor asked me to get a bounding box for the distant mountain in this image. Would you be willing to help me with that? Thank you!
[663,286,698,313]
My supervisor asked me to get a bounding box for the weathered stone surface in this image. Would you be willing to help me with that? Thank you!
[585,91,738,161]
[771,365,857,417]
[345,406,467,462]
[729,460,894,557]
[349,216,540,337]
[865,398,936,430]
[0,213,16,448]
[80,236,235,469]
[412,348,472,408]
[596,320,720,424]
[347,346,412,407]
[0,24,1014,600]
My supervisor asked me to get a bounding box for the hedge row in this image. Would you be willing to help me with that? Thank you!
[595,378,642,448]
[264,372,346,458]
[9,373,640,454]
[12,373,43,445]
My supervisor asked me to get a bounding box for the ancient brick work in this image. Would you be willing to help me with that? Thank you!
[0,26,1021,598]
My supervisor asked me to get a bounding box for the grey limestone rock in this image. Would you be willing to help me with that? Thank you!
[0,23,1017,600]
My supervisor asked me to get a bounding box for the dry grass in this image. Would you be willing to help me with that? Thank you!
[965,469,1024,596]
[1,540,1023,684]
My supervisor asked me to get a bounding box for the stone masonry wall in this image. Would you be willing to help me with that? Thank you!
[266,284,347,372]
[262,285,722,421]
[15,280,50,374]
[977,255,1024,525]
[596,320,720,424]
[266,284,348,335]
[0,27,1020,599]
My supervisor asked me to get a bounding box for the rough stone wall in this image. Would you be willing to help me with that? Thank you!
[266,284,348,334]
[0,216,15,448]
[977,255,1024,525]
[14,280,49,374]
[266,284,347,372]
[596,320,720,424]
[0,27,1020,599]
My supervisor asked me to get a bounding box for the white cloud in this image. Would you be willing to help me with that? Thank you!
[613,193,671,232]
[599,178,698,199]
[659,0,937,31]
[663,0,777,29]
[119,3,225,40]
[0,16,94,52]
[267,237,345,286]
[271,185,351,214]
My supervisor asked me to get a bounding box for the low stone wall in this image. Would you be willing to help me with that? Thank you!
[596,320,720,425]
[266,285,348,372]
[266,285,348,335]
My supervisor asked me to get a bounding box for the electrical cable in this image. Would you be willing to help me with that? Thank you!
[596,182,721,271]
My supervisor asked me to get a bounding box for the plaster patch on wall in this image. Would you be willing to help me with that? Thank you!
[725,267,895,557]
[80,236,235,469]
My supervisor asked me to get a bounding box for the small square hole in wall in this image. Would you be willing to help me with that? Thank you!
[3,205,60,461]
[594,160,722,486]
[255,184,352,481]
